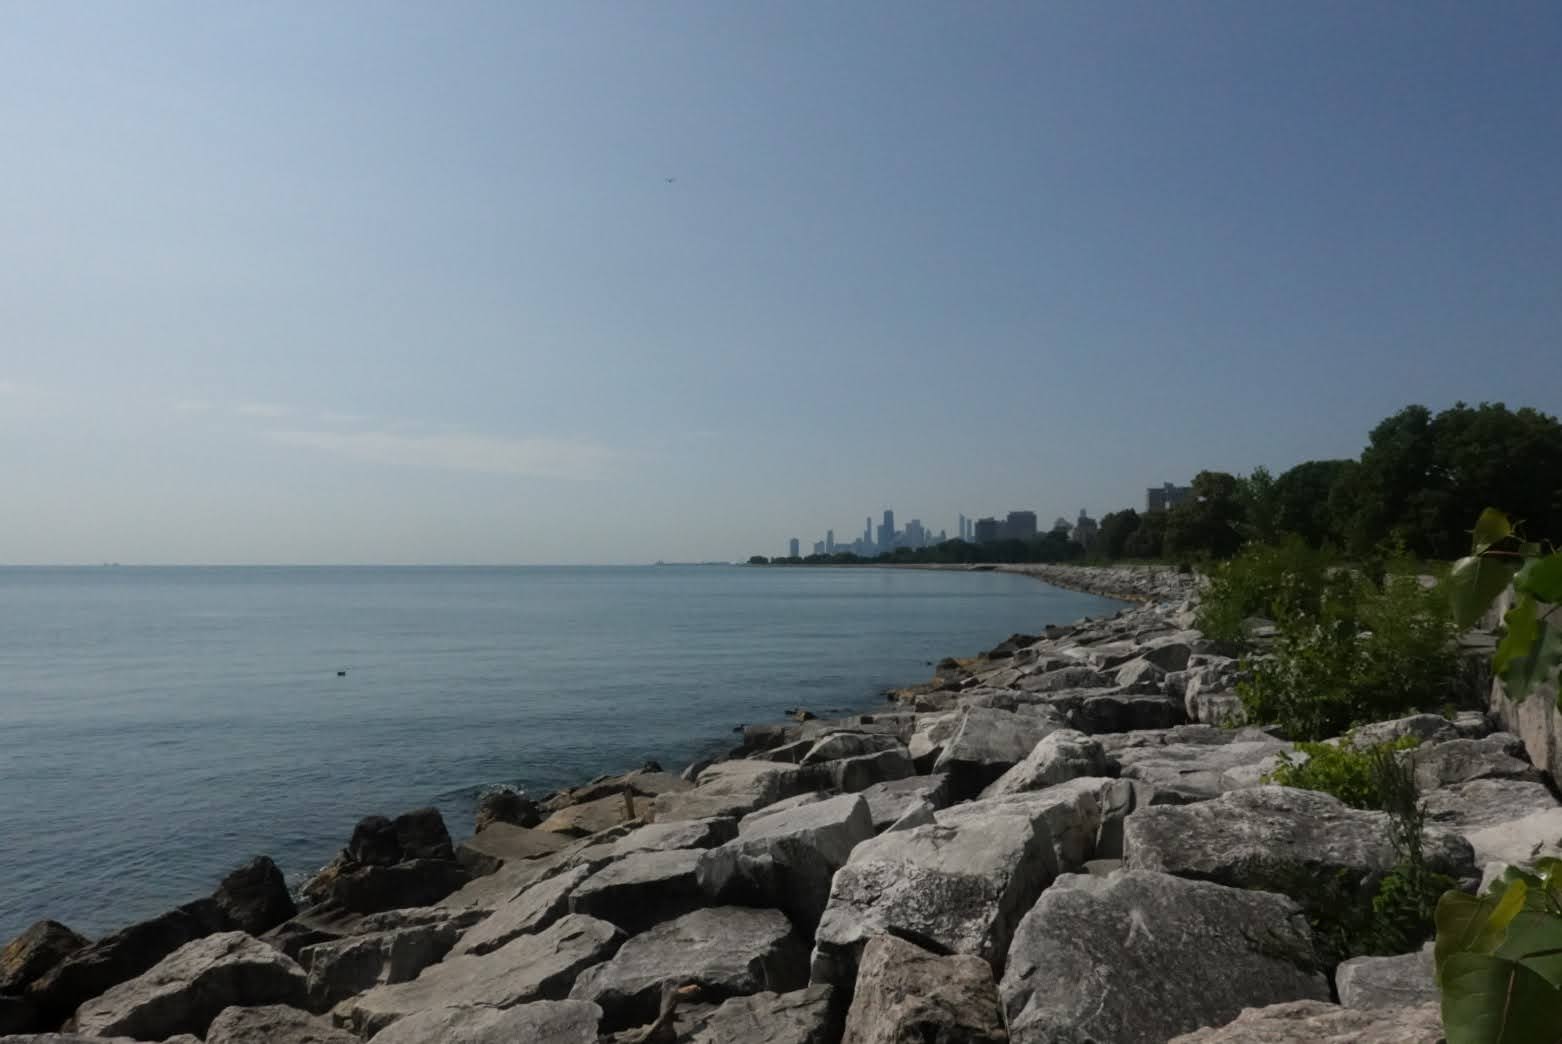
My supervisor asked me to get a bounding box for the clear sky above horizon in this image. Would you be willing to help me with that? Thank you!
[3,2,1559,564]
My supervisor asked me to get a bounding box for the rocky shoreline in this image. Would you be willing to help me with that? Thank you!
[1,564,1549,1042]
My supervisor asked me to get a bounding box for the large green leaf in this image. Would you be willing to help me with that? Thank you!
[1497,599,1562,705]
[1474,509,1515,555]
[1440,952,1562,1044]
[1496,911,1562,989]
[1441,890,1520,970]
[1516,554,1562,605]
[1449,554,1522,630]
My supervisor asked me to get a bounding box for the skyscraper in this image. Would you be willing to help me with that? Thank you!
[877,509,895,553]
[826,529,835,554]
[788,538,800,558]
[958,513,966,541]
[864,517,872,546]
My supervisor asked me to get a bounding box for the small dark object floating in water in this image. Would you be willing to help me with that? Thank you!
[337,670,347,677]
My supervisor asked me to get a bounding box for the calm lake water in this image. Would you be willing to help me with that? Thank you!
[0,564,1123,939]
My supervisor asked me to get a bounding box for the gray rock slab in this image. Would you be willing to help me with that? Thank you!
[205,1004,359,1044]
[932,707,1063,799]
[812,797,1057,991]
[686,985,836,1044]
[1075,693,1185,734]
[1001,871,1329,1043]
[302,918,461,1009]
[841,935,1006,1044]
[455,823,572,875]
[1117,739,1294,801]
[569,849,706,933]
[573,816,738,865]
[1166,999,1443,1043]
[335,913,622,1037]
[653,761,811,822]
[569,907,808,1031]
[981,729,1111,799]
[985,777,1123,871]
[448,864,593,958]
[857,775,950,832]
[1336,943,1436,1011]
[1123,785,1477,898]
[366,999,602,1044]
[697,794,874,931]
[800,732,905,765]
[1464,806,1562,867]
[1348,714,1460,749]
[1421,778,1558,832]
[72,932,306,1040]
[830,748,915,792]
[1412,733,1541,791]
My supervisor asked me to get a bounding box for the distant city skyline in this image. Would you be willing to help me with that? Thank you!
[4,4,1559,564]
[782,503,1111,559]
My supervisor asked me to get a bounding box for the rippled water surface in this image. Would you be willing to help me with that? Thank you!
[0,564,1124,938]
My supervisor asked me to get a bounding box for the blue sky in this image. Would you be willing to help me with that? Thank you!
[3,2,1558,563]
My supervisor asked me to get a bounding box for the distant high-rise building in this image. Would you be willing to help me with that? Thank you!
[1005,511,1039,541]
[865,517,873,546]
[788,538,800,558]
[1071,508,1099,548]
[905,519,926,548]
[958,513,967,542]
[826,529,835,554]
[813,540,826,556]
[1147,482,1192,513]
[974,517,1001,543]
[877,509,896,553]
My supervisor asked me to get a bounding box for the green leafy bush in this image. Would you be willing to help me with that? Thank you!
[1239,571,1460,741]
[1196,537,1337,644]
[1265,735,1421,809]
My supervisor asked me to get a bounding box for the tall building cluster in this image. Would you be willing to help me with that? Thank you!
[784,504,1111,557]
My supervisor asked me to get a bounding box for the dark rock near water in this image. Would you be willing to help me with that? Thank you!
[211,857,296,937]
[1,922,87,996]
[326,859,473,915]
[475,788,542,832]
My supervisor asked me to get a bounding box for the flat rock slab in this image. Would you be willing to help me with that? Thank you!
[205,1004,359,1044]
[981,729,1111,798]
[1464,806,1562,869]
[932,707,1063,799]
[456,824,573,875]
[841,936,1006,1044]
[302,918,462,1009]
[653,761,809,822]
[569,907,808,1031]
[1166,999,1443,1043]
[72,932,307,1041]
[569,849,706,933]
[366,999,602,1044]
[985,777,1132,871]
[1116,739,1291,801]
[1412,733,1539,792]
[336,913,622,1037]
[449,864,594,958]
[830,748,915,792]
[858,775,950,832]
[1421,778,1558,832]
[568,816,738,866]
[1001,871,1329,1044]
[697,794,874,931]
[1123,785,1477,897]
[1336,944,1436,1010]
[813,798,1057,990]
[538,793,642,837]
[686,986,837,1044]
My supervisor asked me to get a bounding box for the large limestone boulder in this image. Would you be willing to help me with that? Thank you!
[800,732,905,764]
[1336,944,1436,1010]
[1001,871,1329,1043]
[569,849,706,933]
[569,907,809,1031]
[204,1004,359,1044]
[367,998,602,1044]
[829,749,915,792]
[1116,738,1290,801]
[697,794,874,931]
[27,899,230,1023]
[932,707,1063,799]
[981,729,1111,798]
[1167,999,1443,1043]
[685,986,836,1044]
[986,777,1128,871]
[1,922,86,995]
[301,918,462,1009]
[1348,714,1460,749]
[812,799,1057,991]
[857,775,950,832]
[1421,778,1558,832]
[653,761,810,822]
[841,936,1006,1044]
[335,913,623,1037]
[1075,693,1184,734]
[538,793,642,836]
[72,932,307,1040]
[567,816,738,866]
[1123,786,1478,898]
[456,823,573,875]
[1464,806,1562,868]
[1411,733,1541,791]
[210,857,296,936]
[448,864,594,958]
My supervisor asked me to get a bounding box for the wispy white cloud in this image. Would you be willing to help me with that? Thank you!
[266,428,619,480]
[236,402,293,419]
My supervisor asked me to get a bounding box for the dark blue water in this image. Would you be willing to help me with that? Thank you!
[0,565,1122,940]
